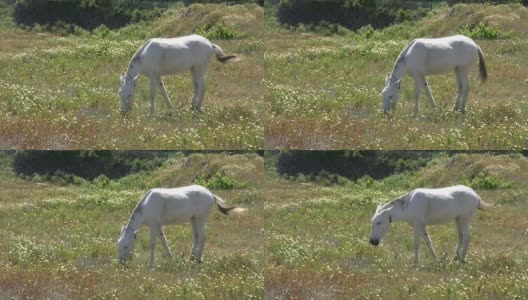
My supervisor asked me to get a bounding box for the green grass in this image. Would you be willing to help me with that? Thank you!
[0,4,263,150]
[265,152,528,299]
[0,152,264,298]
[265,4,528,149]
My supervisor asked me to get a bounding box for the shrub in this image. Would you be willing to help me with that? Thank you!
[459,22,510,40]
[463,173,512,190]
[194,172,242,190]
[195,21,247,40]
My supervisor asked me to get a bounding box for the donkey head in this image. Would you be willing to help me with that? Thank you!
[117,223,137,262]
[369,204,392,246]
[381,72,403,113]
[118,72,138,113]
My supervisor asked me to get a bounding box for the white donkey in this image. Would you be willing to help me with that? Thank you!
[369,185,489,266]
[117,185,246,266]
[119,34,239,116]
[381,35,487,116]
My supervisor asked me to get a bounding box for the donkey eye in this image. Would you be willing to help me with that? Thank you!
[376,222,381,225]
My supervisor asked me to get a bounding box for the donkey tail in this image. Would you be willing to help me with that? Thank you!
[477,46,488,83]
[212,44,240,64]
[213,194,247,216]
[477,197,491,210]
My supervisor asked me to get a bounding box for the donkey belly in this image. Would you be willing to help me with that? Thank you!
[423,51,459,74]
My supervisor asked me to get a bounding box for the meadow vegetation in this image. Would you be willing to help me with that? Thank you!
[0,151,263,298]
[265,3,528,149]
[265,152,528,299]
[0,4,263,149]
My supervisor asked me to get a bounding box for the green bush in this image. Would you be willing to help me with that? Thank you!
[194,172,242,190]
[459,22,511,40]
[464,173,512,190]
[195,21,247,40]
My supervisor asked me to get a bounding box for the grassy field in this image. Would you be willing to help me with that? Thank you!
[265,4,528,149]
[0,4,263,150]
[265,152,528,299]
[0,152,263,298]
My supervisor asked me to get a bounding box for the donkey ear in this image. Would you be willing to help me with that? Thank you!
[120,72,125,82]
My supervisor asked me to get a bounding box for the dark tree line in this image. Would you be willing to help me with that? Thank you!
[275,0,526,31]
[274,151,525,181]
[13,151,168,180]
[12,0,262,30]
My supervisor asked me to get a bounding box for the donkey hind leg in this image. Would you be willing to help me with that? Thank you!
[195,218,207,263]
[422,77,436,110]
[421,225,437,261]
[459,218,472,263]
[189,217,199,261]
[159,227,173,260]
[453,67,463,111]
[459,68,471,113]
[191,64,207,112]
[453,217,464,261]
[190,67,199,110]
[156,76,174,115]
[412,76,424,117]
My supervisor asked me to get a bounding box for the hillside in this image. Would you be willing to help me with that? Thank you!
[0,4,263,150]
[265,3,528,149]
[265,152,528,298]
[0,152,263,298]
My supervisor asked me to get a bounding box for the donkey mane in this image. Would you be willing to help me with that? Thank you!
[130,189,152,221]
[385,192,410,210]
[393,39,415,69]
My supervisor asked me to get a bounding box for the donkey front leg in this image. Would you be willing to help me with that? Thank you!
[413,224,423,267]
[412,76,424,117]
[159,227,173,260]
[148,225,161,267]
[422,78,436,110]
[421,225,437,261]
[156,77,174,115]
[148,77,157,117]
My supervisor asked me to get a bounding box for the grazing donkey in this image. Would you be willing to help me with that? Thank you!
[369,185,489,266]
[381,35,487,116]
[119,34,239,115]
[117,185,246,266]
